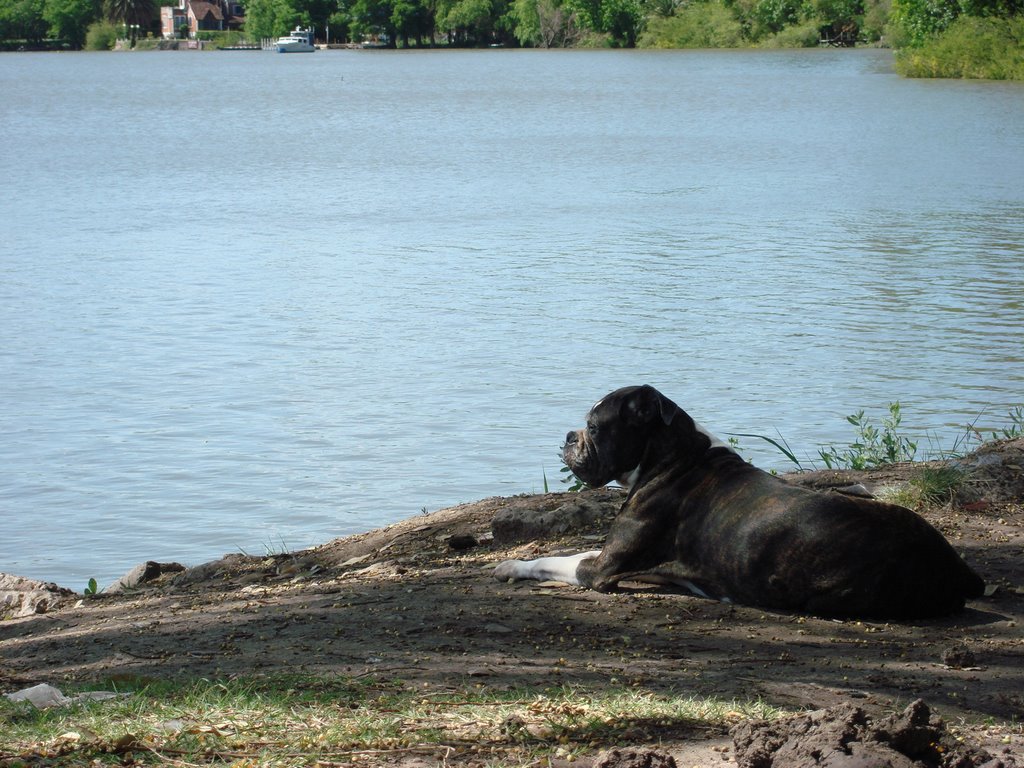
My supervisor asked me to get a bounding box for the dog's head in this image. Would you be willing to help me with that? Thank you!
[562,385,720,489]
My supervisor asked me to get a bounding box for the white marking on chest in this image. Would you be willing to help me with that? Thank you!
[618,464,643,490]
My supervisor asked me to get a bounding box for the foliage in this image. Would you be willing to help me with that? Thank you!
[818,402,918,471]
[599,0,644,44]
[757,16,819,43]
[895,14,1024,78]
[104,0,156,28]
[990,405,1024,440]
[242,0,301,38]
[83,16,117,45]
[0,0,49,43]
[560,459,585,491]
[639,0,744,45]
[42,0,96,46]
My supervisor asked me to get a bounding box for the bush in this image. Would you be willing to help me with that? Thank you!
[84,20,118,50]
[638,0,745,47]
[758,18,822,44]
[895,15,1024,78]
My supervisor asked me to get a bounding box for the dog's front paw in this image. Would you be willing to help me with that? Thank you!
[494,559,526,582]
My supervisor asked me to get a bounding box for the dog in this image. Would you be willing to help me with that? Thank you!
[495,385,985,619]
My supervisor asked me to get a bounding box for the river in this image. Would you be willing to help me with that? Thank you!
[1,48,1022,589]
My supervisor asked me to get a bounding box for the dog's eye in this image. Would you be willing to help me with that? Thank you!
[587,424,600,437]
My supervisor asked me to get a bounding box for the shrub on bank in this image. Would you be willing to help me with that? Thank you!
[895,15,1024,79]
[638,0,745,47]
[84,21,118,50]
[758,19,822,46]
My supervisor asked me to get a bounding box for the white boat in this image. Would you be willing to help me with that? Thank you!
[275,26,315,52]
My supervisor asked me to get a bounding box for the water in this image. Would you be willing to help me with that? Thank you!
[2,49,1022,589]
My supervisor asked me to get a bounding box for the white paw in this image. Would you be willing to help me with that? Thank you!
[494,559,526,582]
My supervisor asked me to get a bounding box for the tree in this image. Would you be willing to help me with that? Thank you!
[0,0,50,42]
[599,0,641,43]
[44,0,98,46]
[390,0,434,45]
[349,0,394,43]
[437,0,501,42]
[511,0,574,44]
[105,0,157,39]
[888,0,958,43]
[243,0,299,37]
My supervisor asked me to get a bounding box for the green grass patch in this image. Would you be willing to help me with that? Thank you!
[878,463,967,509]
[0,676,783,765]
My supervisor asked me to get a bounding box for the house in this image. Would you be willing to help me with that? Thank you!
[160,0,244,38]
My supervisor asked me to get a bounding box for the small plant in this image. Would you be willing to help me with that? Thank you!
[989,406,1024,441]
[880,463,966,510]
[912,464,966,505]
[818,402,918,470]
[83,578,98,596]
[560,459,584,492]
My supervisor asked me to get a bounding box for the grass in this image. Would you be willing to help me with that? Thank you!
[878,463,968,510]
[0,676,783,766]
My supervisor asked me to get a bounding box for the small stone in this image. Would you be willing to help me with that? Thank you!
[942,644,977,669]
[447,533,478,550]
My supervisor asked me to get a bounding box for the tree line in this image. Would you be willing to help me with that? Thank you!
[1,0,1021,78]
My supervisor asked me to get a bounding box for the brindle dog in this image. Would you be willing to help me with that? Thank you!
[495,385,985,619]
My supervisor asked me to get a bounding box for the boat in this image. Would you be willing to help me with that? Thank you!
[275,26,315,52]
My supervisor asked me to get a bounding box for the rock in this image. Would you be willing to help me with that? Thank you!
[942,644,977,668]
[0,573,75,619]
[952,437,1024,504]
[731,699,1018,768]
[491,489,623,545]
[5,683,130,709]
[447,533,479,551]
[103,561,185,594]
[592,747,677,768]
[172,553,253,585]
[5,683,71,708]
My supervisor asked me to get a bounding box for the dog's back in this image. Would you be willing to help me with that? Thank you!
[668,453,985,619]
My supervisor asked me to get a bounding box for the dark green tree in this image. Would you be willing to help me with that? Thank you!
[44,0,98,46]
[599,0,642,43]
[105,0,156,39]
[349,0,399,43]
[0,0,50,42]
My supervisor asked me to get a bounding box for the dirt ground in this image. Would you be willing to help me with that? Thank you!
[2,441,1023,767]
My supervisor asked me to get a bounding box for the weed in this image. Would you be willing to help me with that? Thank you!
[879,463,967,510]
[818,402,918,470]
[560,458,584,492]
[728,431,804,470]
[988,406,1024,441]
[83,578,98,596]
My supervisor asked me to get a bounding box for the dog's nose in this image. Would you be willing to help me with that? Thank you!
[565,431,578,445]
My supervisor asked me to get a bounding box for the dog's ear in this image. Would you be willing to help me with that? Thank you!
[625,385,678,427]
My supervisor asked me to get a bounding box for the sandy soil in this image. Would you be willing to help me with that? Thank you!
[2,442,1023,766]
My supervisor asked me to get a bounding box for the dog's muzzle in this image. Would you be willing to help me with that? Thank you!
[563,430,612,488]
